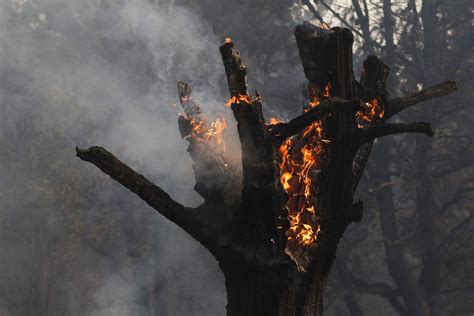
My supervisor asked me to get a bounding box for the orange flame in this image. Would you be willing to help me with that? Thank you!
[268,117,284,125]
[308,96,320,109]
[323,82,331,97]
[204,116,227,149]
[279,87,331,247]
[357,97,385,123]
[184,114,228,151]
[225,93,252,107]
[307,83,330,110]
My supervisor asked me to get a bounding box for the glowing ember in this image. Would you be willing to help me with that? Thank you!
[268,117,284,125]
[308,96,320,109]
[357,97,384,123]
[323,83,331,97]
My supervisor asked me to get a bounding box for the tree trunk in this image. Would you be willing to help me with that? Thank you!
[75,21,457,315]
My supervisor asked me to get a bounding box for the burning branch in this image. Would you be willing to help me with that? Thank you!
[351,55,390,193]
[361,122,434,144]
[219,37,274,215]
[176,81,240,205]
[269,98,361,142]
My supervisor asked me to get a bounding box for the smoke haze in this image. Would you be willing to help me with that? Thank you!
[1,0,233,314]
[1,0,472,315]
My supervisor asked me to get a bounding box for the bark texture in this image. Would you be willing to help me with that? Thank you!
[76,22,457,315]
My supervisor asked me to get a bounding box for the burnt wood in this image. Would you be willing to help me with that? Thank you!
[76,22,458,316]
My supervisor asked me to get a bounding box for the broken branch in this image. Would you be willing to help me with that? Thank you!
[386,80,458,118]
[362,122,434,144]
[76,146,211,244]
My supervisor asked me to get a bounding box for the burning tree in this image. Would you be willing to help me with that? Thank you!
[76,22,457,315]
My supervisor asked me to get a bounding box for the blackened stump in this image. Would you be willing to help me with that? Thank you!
[76,22,457,316]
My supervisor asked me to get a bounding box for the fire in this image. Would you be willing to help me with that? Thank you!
[357,97,384,122]
[281,172,293,190]
[268,117,284,125]
[308,96,320,109]
[279,88,330,248]
[225,93,252,107]
[204,116,227,150]
[182,115,228,150]
[323,82,331,97]
[308,83,330,109]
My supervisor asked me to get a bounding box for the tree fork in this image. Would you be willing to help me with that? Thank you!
[76,22,458,315]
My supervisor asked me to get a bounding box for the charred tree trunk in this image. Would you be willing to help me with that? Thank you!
[76,22,457,315]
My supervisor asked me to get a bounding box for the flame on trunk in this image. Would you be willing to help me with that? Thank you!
[225,93,252,107]
[279,83,331,248]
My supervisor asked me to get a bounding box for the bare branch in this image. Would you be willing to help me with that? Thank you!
[351,0,370,40]
[362,122,433,144]
[75,146,212,245]
[316,0,414,68]
[301,0,324,23]
[269,98,360,142]
[386,80,458,119]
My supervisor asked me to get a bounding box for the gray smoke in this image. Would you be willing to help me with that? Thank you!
[0,0,233,315]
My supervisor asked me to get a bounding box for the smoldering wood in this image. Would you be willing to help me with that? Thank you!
[176,81,241,205]
[351,55,390,194]
[76,21,458,316]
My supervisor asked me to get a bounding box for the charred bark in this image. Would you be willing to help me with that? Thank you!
[76,22,457,315]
